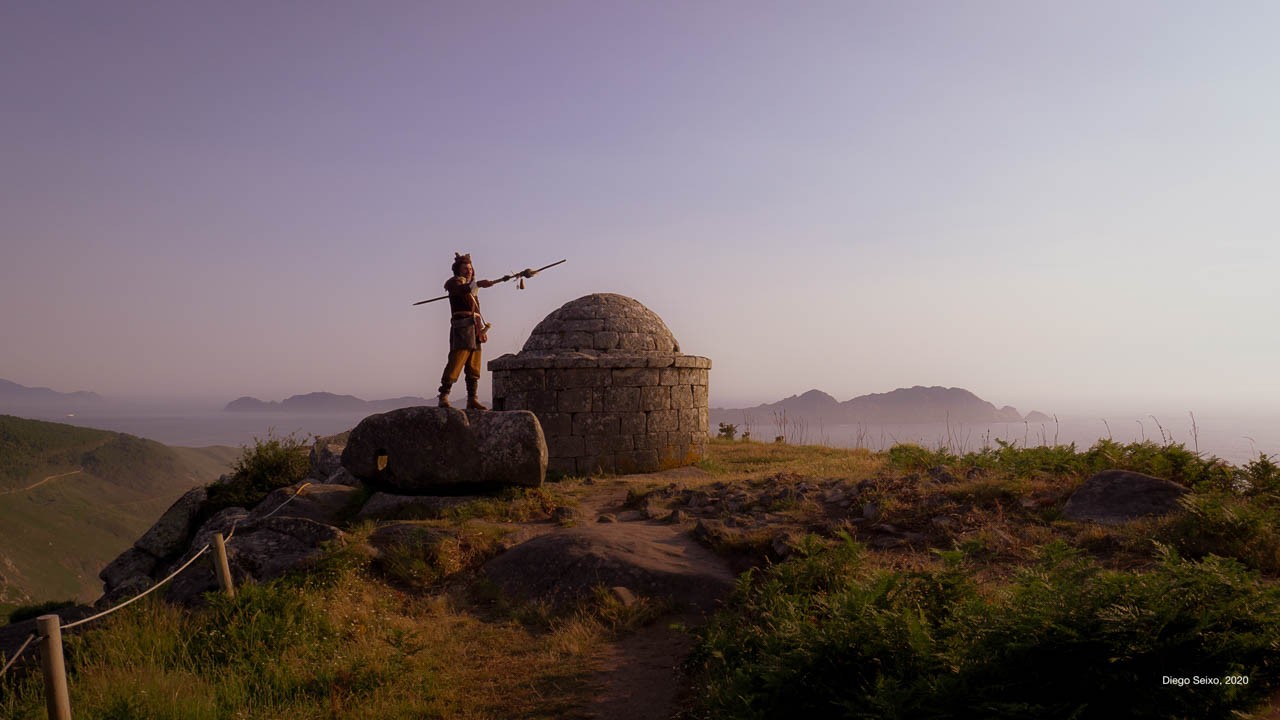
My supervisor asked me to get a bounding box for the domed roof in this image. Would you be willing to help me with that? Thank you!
[521,293,680,354]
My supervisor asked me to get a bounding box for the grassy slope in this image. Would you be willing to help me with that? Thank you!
[3,439,1278,718]
[0,416,237,604]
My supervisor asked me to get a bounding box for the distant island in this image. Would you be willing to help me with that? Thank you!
[225,392,429,413]
[0,378,103,413]
[711,386,1050,425]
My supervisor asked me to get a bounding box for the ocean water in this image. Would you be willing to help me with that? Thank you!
[716,414,1280,467]
[19,408,1280,467]
[17,409,373,448]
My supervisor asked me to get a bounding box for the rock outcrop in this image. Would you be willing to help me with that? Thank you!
[133,487,207,558]
[100,481,354,606]
[1062,469,1190,525]
[482,526,733,611]
[341,407,546,493]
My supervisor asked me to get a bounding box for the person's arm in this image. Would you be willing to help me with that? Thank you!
[477,278,496,289]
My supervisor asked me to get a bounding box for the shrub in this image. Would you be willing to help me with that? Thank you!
[1158,492,1280,573]
[204,431,311,516]
[7,599,78,625]
[689,539,1280,719]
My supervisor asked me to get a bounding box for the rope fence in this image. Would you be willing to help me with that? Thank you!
[0,481,314,715]
[0,633,36,677]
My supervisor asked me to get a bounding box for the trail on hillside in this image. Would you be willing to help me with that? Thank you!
[0,469,82,496]
[563,469,734,720]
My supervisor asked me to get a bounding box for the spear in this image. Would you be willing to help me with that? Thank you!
[412,259,566,306]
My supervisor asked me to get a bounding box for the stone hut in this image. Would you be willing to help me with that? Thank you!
[488,293,711,476]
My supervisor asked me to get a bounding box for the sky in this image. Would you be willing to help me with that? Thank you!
[2,1,1278,417]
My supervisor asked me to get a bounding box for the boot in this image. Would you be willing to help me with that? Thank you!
[438,392,452,408]
[466,377,487,410]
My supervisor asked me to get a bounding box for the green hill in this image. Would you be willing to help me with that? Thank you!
[0,415,238,606]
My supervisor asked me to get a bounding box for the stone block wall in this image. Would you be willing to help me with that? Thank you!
[490,354,711,476]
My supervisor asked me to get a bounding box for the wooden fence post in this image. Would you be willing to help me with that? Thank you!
[37,615,72,720]
[213,533,235,598]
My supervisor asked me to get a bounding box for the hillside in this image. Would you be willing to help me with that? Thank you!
[0,416,237,605]
[3,436,1279,717]
[713,385,1028,425]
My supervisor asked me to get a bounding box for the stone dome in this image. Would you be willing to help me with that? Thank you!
[521,293,681,354]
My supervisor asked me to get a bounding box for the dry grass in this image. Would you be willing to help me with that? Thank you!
[698,437,884,482]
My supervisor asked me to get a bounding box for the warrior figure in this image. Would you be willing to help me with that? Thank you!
[438,253,496,409]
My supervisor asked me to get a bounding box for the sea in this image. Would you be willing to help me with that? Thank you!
[15,407,373,449]
[713,413,1280,468]
[15,407,1280,468]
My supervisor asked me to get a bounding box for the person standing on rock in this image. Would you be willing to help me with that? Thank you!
[438,252,497,409]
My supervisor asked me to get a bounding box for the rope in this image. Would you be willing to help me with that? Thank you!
[256,482,311,521]
[60,545,211,631]
[0,633,36,678]
[55,481,314,632]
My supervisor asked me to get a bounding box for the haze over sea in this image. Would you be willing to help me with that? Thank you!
[19,402,1280,468]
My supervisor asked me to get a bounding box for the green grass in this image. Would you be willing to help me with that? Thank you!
[0,544,599,720]
[0,416,236,604]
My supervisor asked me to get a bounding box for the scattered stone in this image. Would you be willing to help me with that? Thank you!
[597,513,618,523]
[617,510,645,522]
[770,531,799,560]
[862,502,881,522]
[1063,469,1190,525]
[666,509,689,524]
[609,586,638,608]
[551,506,580,524]
[308,432,349,482]
[691,519,729,547]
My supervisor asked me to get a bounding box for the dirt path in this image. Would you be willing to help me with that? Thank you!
[565,469,735,720]
[0,469,82,496]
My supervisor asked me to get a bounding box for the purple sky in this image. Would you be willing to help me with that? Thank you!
[3,1,1278,416]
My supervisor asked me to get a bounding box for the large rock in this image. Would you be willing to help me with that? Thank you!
[482,526,733,611]
[134,487,208,558]
[1062,469,1190,525]
[99,547,159,599]
[342,407,546,493]
[166,517,344,604]
[228,517,344,581]
[246,483,363,525]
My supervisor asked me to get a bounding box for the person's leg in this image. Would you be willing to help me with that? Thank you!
[438,349,468,407]
[464,350,486,409]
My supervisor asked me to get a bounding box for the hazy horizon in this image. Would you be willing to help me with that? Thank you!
[5,2,1278,419]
